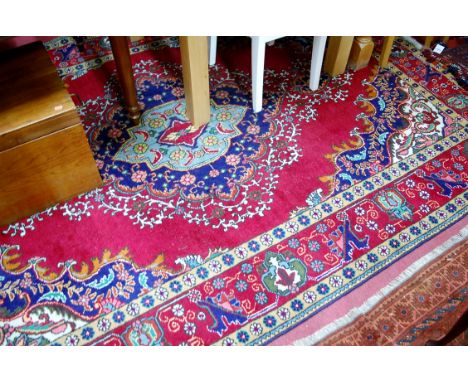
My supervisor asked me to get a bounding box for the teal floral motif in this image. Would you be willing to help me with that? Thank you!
[373,188,414,221]
[259,251,308,296]
[115,100,246,171]
[122,318,164,346]
[445,94,467,110]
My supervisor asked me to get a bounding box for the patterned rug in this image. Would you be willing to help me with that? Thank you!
[0,36,466,345]
[320,237,468,345]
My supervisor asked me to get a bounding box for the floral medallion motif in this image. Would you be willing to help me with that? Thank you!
[259,251,308,296]
[84,60,303,230]
[114,100,246,172]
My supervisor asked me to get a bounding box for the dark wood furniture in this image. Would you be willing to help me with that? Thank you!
[109,36,141,125]
[0,42,102,226]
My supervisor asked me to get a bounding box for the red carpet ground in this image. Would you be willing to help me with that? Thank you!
[0,37,466,345]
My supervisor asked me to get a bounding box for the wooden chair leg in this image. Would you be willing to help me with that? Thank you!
[309,36,327,91]
[379,36,395,68]
[348,37,374,71]
[251,37,266,113]
[323,36,354,77]
[109,36,141,125]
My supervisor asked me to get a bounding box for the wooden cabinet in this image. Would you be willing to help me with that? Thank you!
[0,42,102,226]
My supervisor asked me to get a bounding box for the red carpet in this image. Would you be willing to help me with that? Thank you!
[0,37,466,345]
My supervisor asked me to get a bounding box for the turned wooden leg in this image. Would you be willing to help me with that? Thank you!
[348,37,374,71]
[323,36,354,76]
[109,36,141,125]
[424,36,434,48]
[379,36,395,68]
[179,36,211,127]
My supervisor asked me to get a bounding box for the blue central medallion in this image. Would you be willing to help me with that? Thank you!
[114,100,246,171]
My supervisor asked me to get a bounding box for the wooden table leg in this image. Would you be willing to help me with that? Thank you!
[348,37,374,71]
[424,36,434,49]
[379,36,395,68]
[179,36,211,127]
[323,36,354,77]
[109,36,141,125]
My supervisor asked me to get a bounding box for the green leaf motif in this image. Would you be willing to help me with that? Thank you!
[87,269,115,289]
[37,292,67,303]
[138,272,149,289]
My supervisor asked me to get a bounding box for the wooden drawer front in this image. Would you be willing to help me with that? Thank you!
[0,123,102,226]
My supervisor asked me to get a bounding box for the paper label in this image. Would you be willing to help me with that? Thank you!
[433,44,445,54]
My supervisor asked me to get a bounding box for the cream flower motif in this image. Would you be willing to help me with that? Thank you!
[182,273,196,287]
[389,167,400,176]
[65,335,79,346]
[373,176,383,186]
[378,245,390,257]
[172,304,184,317]
[355,259,368,271]
[354,186,364,196]
[284,221,299,233]
[209,169,219,177]
[171,87,184,97]
[310,209,322,220]
[366,220,378,230]
[155,287,168,301]
[225,154,240,166]
[332,197,343,208]
[234,247,248,259]
[131,170,147,183]
[303,291,316,304]
[329,275,343,288]
[180,173,196,186]
[203,135,218,146]
[126,302,140,316]
[260,234,273,246]
[247,124,260,134]
[208,260,222,273]
[250,322,263,336]
[277,307,290,321]
[108,128,122,138]
[222,338,235,346]
[170,150,186,161]
[184,322,197,336]
[97,318,111,332]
